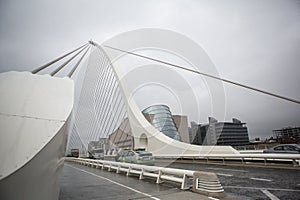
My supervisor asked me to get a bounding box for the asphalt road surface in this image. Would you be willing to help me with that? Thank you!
[158,161,300,200]
[59,162,218,200]
[59,161,300,199]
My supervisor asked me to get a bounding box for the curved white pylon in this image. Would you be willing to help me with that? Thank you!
[0,71,74,200]
[118,71,239,156]
[94,42,239,156]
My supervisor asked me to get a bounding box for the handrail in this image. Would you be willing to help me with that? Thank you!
[153,153,300,159]
[153,153,300,167]
[65,157,225,197]
[201,153,300,159]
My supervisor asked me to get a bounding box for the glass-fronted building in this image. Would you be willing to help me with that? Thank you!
[191,117,250,146]
[142,105,181,141]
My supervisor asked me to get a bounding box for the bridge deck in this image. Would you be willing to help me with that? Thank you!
[60,161,300,199]
[59,162,217,200]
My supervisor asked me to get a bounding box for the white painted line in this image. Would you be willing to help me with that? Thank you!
[261,189,280,200]
[224,186,300,192]
[66,164,160,200]
[208,167,248,173]
[250,177,272,182]
[216,173,233,177]
[208,197,220,200]
[208,197,219,200]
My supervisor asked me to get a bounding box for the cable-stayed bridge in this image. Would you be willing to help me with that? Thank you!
[0,40,299,200]
[30,40,300,157]
[30,40,240,157]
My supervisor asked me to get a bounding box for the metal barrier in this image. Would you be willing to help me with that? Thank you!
[155,153,300,167]
[65,157,225,197]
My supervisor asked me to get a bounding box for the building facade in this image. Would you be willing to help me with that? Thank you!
[109,105,190,150]
[189,121,198,143]
[109,118,134,150]
[173,115,190,143]
[142,105,181,141]
[273,127,300,143]
[192,117,250,147]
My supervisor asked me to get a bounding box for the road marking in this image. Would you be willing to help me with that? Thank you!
[224,186,300,192]
[216,173,233,177]
[261,189,280,200]
[250,177,272,182]
[208,197,219,200]
[208,167,248,173]
[66,164,160,200]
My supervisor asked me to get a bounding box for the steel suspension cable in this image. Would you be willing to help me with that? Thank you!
[104,45,300,105]
[50,45,90,76]
[65,45,90,78]
[31,43,88,74]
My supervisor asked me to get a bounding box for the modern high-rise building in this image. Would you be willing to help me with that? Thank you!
[142,105,181,141]
[189,121,199,144]
[273,127,300,143]
[192,117,250,146]
[173,115,190,143]
[109,105,190,150]
[109,118,134,150]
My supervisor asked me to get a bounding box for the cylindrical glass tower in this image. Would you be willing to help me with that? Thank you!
[142,105,181,141]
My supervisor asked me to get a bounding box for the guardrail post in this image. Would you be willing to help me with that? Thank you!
[95,162,100,169]
[181,174,189,190]
[108,164,112,172]
[116,165,120,174]
[292,159,298,167]
[139,168,145,180]
[156,170,163,184]
[126,167,131,176]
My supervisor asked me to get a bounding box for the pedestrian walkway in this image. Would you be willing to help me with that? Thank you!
[59,162,240,200]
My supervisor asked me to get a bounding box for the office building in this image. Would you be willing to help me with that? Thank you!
[142,105,181,141]
[192,117,250,146]
[273,126,300,143]
[109,118,134,150]
[109,105,190,150]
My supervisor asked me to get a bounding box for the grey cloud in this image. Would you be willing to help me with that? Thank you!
[0,0,299,139]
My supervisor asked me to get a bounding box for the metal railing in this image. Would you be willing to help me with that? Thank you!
[154,153,300,168]
[65,157,225,197]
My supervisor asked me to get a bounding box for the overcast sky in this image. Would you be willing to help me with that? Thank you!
[0,0,299,140]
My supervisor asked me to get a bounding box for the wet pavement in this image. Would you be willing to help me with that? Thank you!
[59,162,212,200]
[59,161,300,199]
[161,162,300,200]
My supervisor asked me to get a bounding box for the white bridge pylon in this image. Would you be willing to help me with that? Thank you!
[92,42,239,156]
